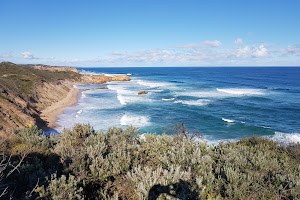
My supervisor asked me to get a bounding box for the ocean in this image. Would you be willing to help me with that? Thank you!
[54,67,300,145]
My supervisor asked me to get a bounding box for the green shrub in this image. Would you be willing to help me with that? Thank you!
[1,124,300,199]
[39,174,84,200]
[14,125,58,149]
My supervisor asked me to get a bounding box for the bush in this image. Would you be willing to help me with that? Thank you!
[14,125,58,149]
[39,174,84,200]
[1,124,299,199]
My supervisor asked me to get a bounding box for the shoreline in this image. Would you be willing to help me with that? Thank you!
[39,74,131,132]
[40,86,80,130]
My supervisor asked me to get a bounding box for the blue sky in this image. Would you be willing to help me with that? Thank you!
[0,0,300,67]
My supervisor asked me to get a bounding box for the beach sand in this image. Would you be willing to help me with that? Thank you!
[41,87,80,129]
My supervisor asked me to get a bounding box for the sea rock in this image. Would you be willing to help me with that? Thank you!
[138,91,147,95]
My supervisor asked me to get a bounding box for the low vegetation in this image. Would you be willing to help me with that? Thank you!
[0,62,81,97]
[0,124,299,199]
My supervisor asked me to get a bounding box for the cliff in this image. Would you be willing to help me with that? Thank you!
[0,62,130,135]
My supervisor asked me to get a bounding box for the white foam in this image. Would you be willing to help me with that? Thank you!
[79,70,121,77]
[174,99,211,106]
[192,136,238,146]
[108,84,152,105]
[178,88,265,98]
[269,132,300,145]
[137,80,172,88]
[222,118,235,123]
[117,94,126,105]
[79,70,103,76]
[127,73,132,76]
[216,88,265,95]
[81,93,87,98]
[162,98,175,101]
[120,114,150,127]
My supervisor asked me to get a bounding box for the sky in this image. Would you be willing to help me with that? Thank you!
[0,0,300,67]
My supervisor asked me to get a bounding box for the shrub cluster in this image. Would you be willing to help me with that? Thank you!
[0,124,299,199]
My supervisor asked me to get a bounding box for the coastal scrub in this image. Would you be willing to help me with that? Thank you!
[0,124,299,199]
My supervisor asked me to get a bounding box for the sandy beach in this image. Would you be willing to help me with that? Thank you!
[40,87,80,128]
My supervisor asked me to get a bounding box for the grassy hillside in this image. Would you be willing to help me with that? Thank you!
[0,124,299,199]
[0,62,82,134]
[0,62,81,98]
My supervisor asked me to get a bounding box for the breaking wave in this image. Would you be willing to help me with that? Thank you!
[216,88,265,95]
[222,118,235,123]
[268,132,300,145]
[137,80,172,88]
[120,114,150,127]
[174,99,211,106]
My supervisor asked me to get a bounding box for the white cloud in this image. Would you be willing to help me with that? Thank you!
[174,43,202,48]
[0,52,12,58]
[203,40,222,47]
[175,40,222,49]
[12,43,298,67]
[111,51,124,56]
[235,46,250,57]
[252,44,268,57]
[279,45,300,55]
[21,52,37,59]
[234,38,243,45]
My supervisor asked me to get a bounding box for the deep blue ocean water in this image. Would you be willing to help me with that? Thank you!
[55,67,300,144]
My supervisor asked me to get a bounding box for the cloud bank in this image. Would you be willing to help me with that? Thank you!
[2,42,299,67]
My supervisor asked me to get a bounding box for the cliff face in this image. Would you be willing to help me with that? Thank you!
[0,82,72,135]
[0,62,130,136]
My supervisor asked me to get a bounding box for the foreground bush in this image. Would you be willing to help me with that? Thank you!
[0,124,299,199]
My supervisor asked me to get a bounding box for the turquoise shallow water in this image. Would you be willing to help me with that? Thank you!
[55,67,300,145]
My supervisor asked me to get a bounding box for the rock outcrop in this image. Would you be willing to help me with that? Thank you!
[138,91,147,95]
[111,75,131,81]
[81,74,130,84]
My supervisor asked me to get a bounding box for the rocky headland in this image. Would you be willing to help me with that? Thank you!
[0,62,130,135]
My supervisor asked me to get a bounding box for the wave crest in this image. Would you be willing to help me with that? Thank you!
[174,99,211,106]
[120,114,150,127]
[269,132,300,145]
[217,88,265,95]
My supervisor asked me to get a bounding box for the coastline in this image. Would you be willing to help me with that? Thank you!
[39,74,131,132]
[40,86,80,129]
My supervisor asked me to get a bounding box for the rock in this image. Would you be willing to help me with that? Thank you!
[138,91,147,95]
[81,74,131,84]
[111,75,131,81]
[82,87,108,91]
